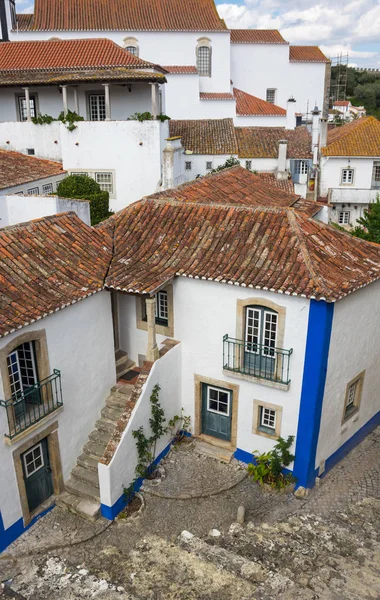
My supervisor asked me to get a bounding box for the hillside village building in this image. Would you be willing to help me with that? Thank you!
[0,167,379,552]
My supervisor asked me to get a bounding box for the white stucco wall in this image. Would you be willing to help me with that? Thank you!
[0,291,115,530]
[234,115,286,127]
[0,194,90,227]
[320,157,376,197]
[98,342,182,508]
[316,280,380,469]
[164,74,200,119]
[118,279,310,458]
[181,154,234,180]
[0,121,62,160]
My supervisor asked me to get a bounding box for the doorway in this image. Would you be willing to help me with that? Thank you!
[21,438,54,514]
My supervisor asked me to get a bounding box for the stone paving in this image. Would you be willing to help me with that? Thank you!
[1,427,380,599]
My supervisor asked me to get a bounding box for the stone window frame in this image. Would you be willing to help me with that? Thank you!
[0,330,51,439]
[252,399,283,439]
[12,420,64,526]
[136,284,174,337]
[196,37,212,77]
[194,374,239,450]
[123,36,139,57]
[340,167,355,186]
[341,370,365,424]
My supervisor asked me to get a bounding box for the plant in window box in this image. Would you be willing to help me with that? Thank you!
[247,435,295,490]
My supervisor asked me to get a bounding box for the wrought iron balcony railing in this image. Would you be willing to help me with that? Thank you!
[223,335,292,385]
[0,369,63,440]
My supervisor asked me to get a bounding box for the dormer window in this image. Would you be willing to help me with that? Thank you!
[123,37,139,57]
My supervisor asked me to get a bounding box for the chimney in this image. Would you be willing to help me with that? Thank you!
[285,96,297,130]
[162,137,184,190]
[319,118,328,151]
[277,139,288,180]
[311,106,320,165]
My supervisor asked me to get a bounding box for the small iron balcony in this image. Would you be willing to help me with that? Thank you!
[223,335,292,385]
[0,369,63,440]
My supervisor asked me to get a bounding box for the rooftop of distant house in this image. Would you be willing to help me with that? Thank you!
[0,150,65,190]
[322,116,380,157]
[169,119,238,155]
[333,101,350,107]
[15,0,227,32]
[0,38,167,86]
[234,88,286,117]
[235,126,312,159]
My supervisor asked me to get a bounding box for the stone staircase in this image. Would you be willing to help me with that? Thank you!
[115,349,135,379]
[56,382,136,521]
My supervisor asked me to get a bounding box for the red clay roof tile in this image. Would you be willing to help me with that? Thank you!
[16,0,226,31]
[235,126,312,159]
[230,30,287,44]
[169,119,238,155]
[322,116,380,157]
[200,92,235,101]
[163,66,198,74]
[289,46,330,63]
[0,150,65,190]
[234,88,286,116]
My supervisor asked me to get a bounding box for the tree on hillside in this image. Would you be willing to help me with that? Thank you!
[57,175,113,226]
[351,197,380,244]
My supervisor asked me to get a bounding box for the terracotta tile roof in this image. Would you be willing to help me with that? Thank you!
[291,197,323,218]
[258,172,294,194]
[168,119,238,155]
[0,38,155,71]
[0,213,112,338]
[0,68,166,87]
[104,195,380,302]
[200,92,235,101]
[235,126,312,159]
[163,66,198,74]
[15,14,33,29]
[333,101,350,107]
[16,0,226,32]
[230,29,287,44]
[0,150,65,190]
[257,174,322,217]
[322,117,380,157]
[289,46,330,63]
[234,87,286,116]
[148,165,300,207]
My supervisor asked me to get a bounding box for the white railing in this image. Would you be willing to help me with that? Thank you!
[329,188,380,204]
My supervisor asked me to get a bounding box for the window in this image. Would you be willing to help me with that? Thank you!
[259,406,276,432]
[42,183,53,194]
[23,443,44,477]
[343,372,365,422]
[155,290,168,325]
[372,161,380,189]
[26,148,35,156]
[14,191,24,196]
[295,160,308,175]
[197,46,211,77]
[27,187,39,195]
[185,161,192,171]
[71,172,88,177]
[126,46,138,56]
[95,172,113,193]
[252,400,282,438]
[123,37,139,56]
[338,211,350,225]
[18,95,36,121]
[244,306,278,380]
[341,168,354,185]
[206,161,213,170]
[207,386,230,416]
[89,94,106,121]
[245,160,252,170]
[266,89,276,104]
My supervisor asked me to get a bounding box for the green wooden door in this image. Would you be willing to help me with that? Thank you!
[201,383,232,441]
[21,438,54,513]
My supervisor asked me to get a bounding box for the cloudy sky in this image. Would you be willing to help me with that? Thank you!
[216,0,380,68]
[17,0,380,68]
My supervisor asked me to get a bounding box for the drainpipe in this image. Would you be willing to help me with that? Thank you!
[146,297,159,362]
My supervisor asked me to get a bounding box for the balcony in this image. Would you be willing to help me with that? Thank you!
[223,335,292,386]
[329,188,380,205]
[0,370,63,440]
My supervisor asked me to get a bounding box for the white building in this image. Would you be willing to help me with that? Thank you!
[319,117,380,227]
[1,166,378,551]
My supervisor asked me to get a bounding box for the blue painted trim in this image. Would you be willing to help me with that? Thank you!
[0,504,54,554]
[293,300,334,490]
[101,437,176,520]
[234,448,253,464]
[321,410,380,478]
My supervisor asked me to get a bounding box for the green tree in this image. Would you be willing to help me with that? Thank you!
[211,156,241,173]
[56,175,113,226]
[351,196,380,244]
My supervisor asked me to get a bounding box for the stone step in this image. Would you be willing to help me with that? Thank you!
[111,383,135,395]
[193,440,234,464]
[116,358,135,378]
[72,465,100,489]
[89,428,112,446]
[95,418,116,436]
[77,453,98,473]
[82,439,108,460]
[106,394,128,411]
[56,491,100,522]
[115,349,128,361]
[65,477,100,503]
[101,404,124,423]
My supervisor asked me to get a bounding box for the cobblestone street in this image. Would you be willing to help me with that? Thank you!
[1,428,380,599]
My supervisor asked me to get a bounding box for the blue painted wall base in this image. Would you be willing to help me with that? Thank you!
[1,504,54,554]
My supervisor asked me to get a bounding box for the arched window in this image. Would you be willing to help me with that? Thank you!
[197,45,211,77]
[123,37,139,57]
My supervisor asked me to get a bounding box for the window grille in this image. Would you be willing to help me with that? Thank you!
[42,183,54,194]
[245,160,252,170]
[185,161,192,170]
[206,161,212,170]
[295,160,308,175]
[266,89,276,104]
[260,407,276,429]
[95,172,113,193]
[341,169,354,184]
[338,211,350,225]
[27,187,39,195]
[89,94,106,121]
[197,46,211,77]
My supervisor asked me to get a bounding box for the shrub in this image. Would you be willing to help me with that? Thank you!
[247,435,295,489]
[211,156,241,173]
[127,112,170,122]
[56,175,113,225]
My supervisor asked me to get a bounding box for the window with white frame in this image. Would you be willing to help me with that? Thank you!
[295,160,308,175]
[197,46,211,77]
[42,183,54,194]
[207,386,230,416]
[259,406,276,431]
[372,162,380,188]
[206,161,213,170]
[343,371,364,422]
[23,443,44,477]
[245,160,252,170]
[26,148,35,156]
[155,290,168,324]
[341,168,354,185]
[27,187,39,195]
[338,211,350,225]
[18,95,37,121]
[185,161,192,171]
[95,172,113,193]
[266,89,276,104]
[71,172,89,177]
[89,94,106,121]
